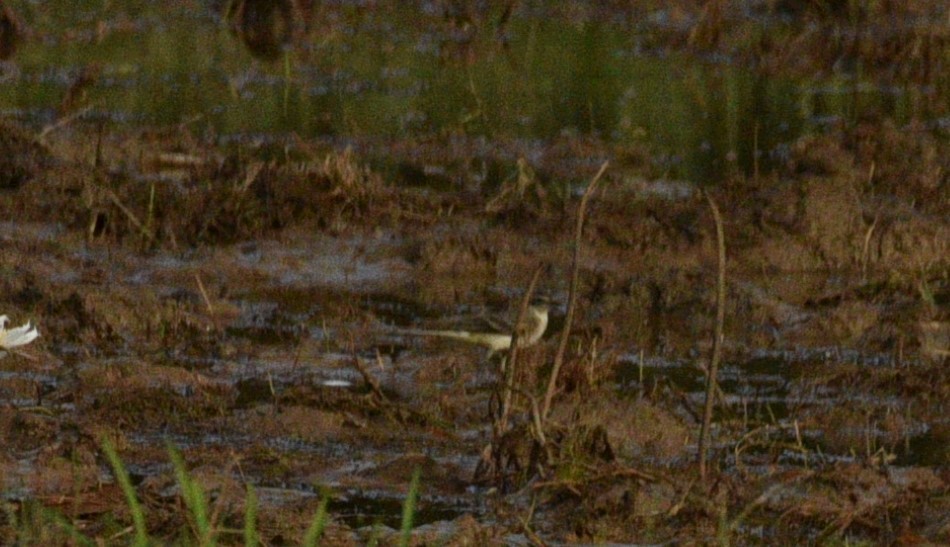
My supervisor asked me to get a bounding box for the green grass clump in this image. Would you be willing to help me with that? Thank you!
[399,468,421,547]
[101,437,149,547]
[168,442,213,543]
[302,495,330,547]
[4,439,424,545]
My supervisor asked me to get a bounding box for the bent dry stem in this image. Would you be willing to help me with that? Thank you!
[698,191,727,481]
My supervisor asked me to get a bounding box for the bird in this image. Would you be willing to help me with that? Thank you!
[395,301,550,358]
[0,315,39,357]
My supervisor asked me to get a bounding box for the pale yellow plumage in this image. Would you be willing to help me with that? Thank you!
[398,304,549,356]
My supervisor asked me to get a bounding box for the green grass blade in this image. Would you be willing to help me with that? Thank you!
[398,468,421,547]
[244,484,259,547]
[101,438,149,547]
[302,495,330,547]
[167,442,212,545]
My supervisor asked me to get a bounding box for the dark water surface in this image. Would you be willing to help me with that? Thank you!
[1,0,941,184]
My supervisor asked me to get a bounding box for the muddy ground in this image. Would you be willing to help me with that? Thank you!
[2,2,950,546]
[1,114,947,545]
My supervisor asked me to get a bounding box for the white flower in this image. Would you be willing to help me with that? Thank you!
[0,315,39,351]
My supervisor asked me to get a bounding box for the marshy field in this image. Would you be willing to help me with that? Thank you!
[0,0,948,544]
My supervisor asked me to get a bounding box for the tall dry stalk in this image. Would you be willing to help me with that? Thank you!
[698,190,726,481]
[541,161,608,421]
[498,264,544,434]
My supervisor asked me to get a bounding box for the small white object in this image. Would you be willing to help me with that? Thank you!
[0,315,39,352]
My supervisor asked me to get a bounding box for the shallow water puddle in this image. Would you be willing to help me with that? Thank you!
[618,347,943,468]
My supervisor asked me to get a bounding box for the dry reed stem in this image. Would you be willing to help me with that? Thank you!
[194,273,219,332]
[36,104,94,144]
[352,356,386,402]
[102,186,157,246]
[698,190,726,481]
[541,161,608,421]
[499,264,544,434]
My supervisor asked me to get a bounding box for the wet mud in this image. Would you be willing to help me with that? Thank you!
[1,1,949,545]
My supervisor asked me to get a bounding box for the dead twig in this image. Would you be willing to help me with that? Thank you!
[698,190,726,481]
[102,186,157,246]
[35,104,95,144]
[861,214,879,281]
[501,377,547,447]
[194,273,219,332]
[480,265,545,485]
[352,356,387,403]
[499,264,545,433]
[541,161,608,421]
[532,463,658,490]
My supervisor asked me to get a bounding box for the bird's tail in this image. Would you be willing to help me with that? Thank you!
[396,328,476,342]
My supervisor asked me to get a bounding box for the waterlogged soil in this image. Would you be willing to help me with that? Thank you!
[0,3,949,546]
[1,114,947,544]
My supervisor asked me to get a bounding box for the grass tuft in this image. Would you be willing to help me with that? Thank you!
[244,484,259,547]
[398,468,421,547]
[302,494,330,547]
[167,442,212,544]
[101,437,149,547]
